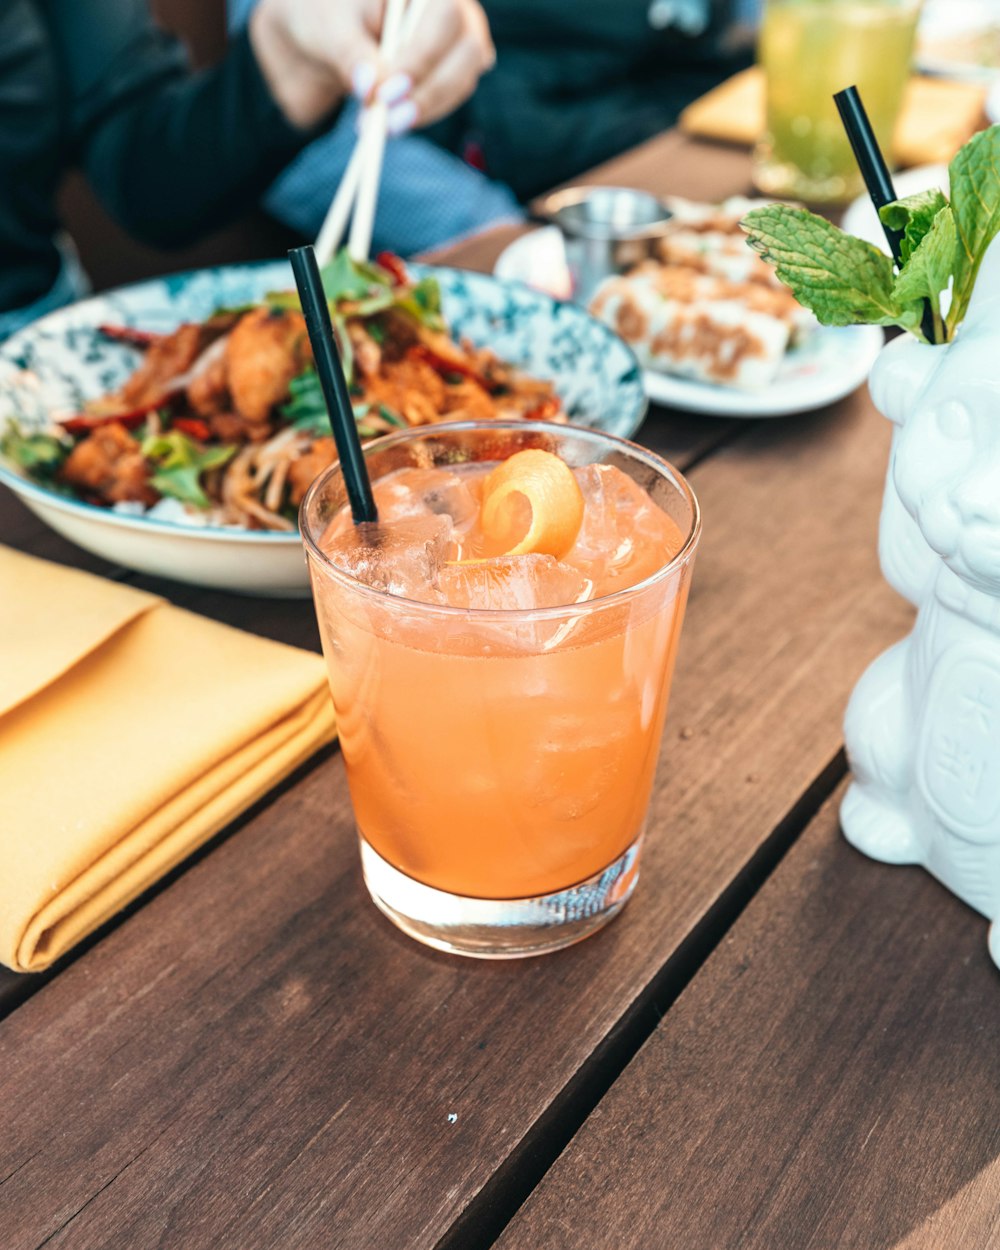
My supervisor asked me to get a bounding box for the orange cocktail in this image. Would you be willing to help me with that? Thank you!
[301,423,700,957]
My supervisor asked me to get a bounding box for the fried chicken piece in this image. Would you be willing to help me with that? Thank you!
[187,338,230,416]
[374,308,421,358]
[207,410,273,443]
[120,323,214,407]
[287,437,337,506]
[347,321,382,379]
[59,422,158,506]
[226,308,311,427]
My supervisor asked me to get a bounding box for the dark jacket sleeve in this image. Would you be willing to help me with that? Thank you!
[47,0,333,248]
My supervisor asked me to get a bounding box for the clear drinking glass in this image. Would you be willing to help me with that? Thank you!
[301,422,700,958]
[753,0,922,203]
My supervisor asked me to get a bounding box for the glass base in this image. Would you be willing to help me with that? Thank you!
[752,148,863,205]
[359,833,643,959]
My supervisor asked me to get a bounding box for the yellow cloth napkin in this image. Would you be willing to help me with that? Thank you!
[680,67,987,167]
[0,547,337,973]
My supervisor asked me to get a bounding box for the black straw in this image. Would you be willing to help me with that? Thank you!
[834,85,938,343]
[288,245,378,524]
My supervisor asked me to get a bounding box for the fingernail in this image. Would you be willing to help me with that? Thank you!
[351,62,376,100]
[386,99,418,136]
[377,73,413,106]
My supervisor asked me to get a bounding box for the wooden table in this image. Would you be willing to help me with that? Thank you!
[2,132,998,1250]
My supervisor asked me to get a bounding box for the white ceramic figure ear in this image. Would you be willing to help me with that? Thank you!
[867,332,939,427]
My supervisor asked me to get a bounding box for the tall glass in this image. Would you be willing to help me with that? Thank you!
[301,423,700,958]
[753,0,921,203]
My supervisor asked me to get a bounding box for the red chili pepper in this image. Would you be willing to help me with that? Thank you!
[59,396,173,436]
[171,416,211,441]
[523,396,562,423]
[376,251,409,287]
[407,344,492,389]
[97,324,163,349]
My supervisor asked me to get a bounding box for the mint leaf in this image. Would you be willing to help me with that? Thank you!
[880,188,950,264]
[949,123,1000,328]
[142,430,236,509]
[742,205,923,334]
[891,205,956,342]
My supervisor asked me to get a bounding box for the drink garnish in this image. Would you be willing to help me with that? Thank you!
[740,124,1000,345]
[480,449,585,558]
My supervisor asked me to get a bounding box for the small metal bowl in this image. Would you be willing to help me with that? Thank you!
[536,186,673,305]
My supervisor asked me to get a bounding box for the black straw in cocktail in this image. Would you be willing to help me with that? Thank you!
[289,245,378,524]
[833,85,938,343]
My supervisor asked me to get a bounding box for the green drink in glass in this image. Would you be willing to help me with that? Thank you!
[754,0,921,203]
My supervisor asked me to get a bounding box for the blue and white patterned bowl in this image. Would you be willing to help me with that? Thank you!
[0,261,646,596]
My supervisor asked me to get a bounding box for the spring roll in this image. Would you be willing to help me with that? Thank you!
[590,264,800,390]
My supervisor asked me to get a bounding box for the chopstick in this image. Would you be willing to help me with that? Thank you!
[346,0,407,261]
[314,0,431,265]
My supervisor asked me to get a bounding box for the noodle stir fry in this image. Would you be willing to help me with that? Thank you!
[1,252,564,531]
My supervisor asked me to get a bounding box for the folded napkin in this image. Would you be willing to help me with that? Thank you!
[680,67,987,167]
[0,547,337,973]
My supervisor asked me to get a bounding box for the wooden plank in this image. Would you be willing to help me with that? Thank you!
[494,784,1000,1250]
[560,129,755,204]
[0,494,124,577]
[0,381,916,1248]
[0,403,732,1021]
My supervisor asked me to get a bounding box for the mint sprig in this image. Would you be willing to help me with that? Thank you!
[741,205,924,333]
[741,124,1000,344]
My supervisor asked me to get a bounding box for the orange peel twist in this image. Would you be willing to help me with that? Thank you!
[479,449,585,558]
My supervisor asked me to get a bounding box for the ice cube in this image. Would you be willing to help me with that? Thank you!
[322,514,450,603]
[439,554,590,611]
[567,464,685,596]
[373,467,478,528]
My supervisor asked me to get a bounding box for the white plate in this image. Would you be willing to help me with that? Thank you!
[495,228,885,418]
[840,164,951,252]
[0,261,646,596]
[916,0,1000,81]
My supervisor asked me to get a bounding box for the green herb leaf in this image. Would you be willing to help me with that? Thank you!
[0,420,70,479]
[742,205,924,334]
[282,368,330,435]
[891,205,956,342]
[263,289,301,313]
[880,188,950,264]
[948,123,1000,328]
[394,276,445,331]
[280,369,382,437]
[352,294,395,317]
[209,301,259,318]
[377,404,406,428]
[141,430,236,509]
[319,251,394,304]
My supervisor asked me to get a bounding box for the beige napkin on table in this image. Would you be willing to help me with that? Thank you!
[0,546,337,973]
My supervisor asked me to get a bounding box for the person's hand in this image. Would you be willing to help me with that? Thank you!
[250,0,494,133]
